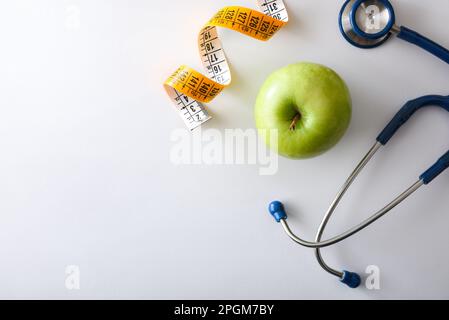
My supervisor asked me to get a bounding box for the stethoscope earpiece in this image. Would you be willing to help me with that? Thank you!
[268,201,287,223]
[341,271,362,289]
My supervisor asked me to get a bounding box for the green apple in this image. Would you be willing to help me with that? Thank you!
[255,62,352,159]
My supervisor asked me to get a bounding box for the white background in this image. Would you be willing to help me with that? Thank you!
[0,0,449,299]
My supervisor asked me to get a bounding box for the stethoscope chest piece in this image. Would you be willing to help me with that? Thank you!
[339,0,395,48]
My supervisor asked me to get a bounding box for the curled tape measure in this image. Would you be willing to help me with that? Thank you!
[163,0,289,130]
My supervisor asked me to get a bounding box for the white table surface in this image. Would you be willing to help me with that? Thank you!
[1,0,449,299]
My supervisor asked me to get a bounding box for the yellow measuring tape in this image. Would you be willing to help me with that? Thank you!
[163,0,289,130]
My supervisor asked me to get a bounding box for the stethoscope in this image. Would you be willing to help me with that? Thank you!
[339,0,449,64]
[268,0,449,289]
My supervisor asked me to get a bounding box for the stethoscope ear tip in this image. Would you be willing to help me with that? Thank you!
[341,270,362,289]
[269,201,287,223]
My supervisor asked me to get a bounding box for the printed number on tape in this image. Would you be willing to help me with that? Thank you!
[163,0,289,130]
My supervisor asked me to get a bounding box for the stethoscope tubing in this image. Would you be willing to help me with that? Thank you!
[396,26,449,65]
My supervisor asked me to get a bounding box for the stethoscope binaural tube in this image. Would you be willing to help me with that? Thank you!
[339,0,449,65]
[268,95,449,288]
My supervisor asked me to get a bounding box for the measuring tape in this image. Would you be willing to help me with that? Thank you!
[163,0,289,130]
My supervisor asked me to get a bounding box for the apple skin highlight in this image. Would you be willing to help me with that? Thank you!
[254,62,352,159]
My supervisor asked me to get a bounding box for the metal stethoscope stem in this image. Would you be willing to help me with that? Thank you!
[315,142,384,278]
[279,142,423,251]
[390,25,400,35]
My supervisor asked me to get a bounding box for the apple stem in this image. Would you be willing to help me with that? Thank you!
[289,113,301,131]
